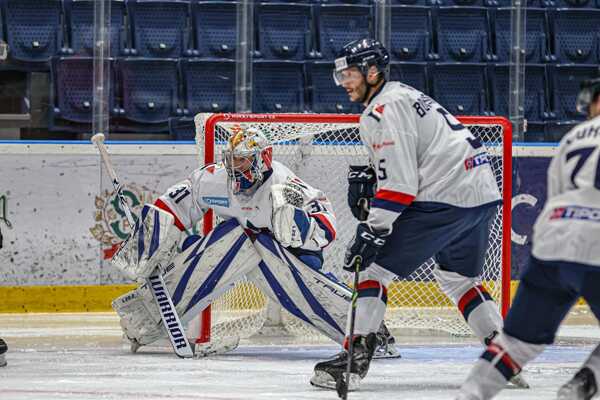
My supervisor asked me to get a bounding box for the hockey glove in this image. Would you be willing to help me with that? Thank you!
[347,165,377,221]
[344,223,387,272]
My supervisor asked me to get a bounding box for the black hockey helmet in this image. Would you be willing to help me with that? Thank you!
[576,75,600,115]
[333,38,390,86]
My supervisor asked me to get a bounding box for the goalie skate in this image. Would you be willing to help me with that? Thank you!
[557,367,597,400]
[310,333,377,391]
[373,323,401,360]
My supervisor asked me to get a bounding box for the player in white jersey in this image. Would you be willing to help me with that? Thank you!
[311,38,527,390]
[110,126,396,356]
[456,77,600,400]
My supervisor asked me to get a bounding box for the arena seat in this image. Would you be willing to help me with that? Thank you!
[1,0,63,68]
[253,60,306,113]
[490,63,551,121]
[181,58,235,114]
[192,1,237,59]
[256,3,313,61]
[435,7,492,62]
[50,56,117,130]
[118,57,181,126]
[552,9,600,64]
[493,8,551,63]
[127,0,192,58]
[64,0,126,57]
[430,62,490,115]
[316,4,373,60]
[390,6,434,62]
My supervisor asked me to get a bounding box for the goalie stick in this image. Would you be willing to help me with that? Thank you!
[91,133,194,359]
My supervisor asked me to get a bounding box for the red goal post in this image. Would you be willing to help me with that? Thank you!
[193,113,512,344]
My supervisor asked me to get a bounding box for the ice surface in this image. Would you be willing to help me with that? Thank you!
[0,313,598,400]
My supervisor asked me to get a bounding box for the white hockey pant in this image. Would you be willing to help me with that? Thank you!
[112,219,261,346]
[433,266,503,343]
[248,232,353,344]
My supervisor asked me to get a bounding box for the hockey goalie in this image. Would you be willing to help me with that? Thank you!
[111,127,396,356]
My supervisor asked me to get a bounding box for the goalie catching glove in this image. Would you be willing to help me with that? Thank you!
[347,165,377,221]
[111,204,182,281]
[344,223,387,272]
[271,183,314,248]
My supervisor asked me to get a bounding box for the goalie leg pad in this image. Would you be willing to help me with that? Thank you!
[113,219,262,346]
[433,266,503,343]
[251,232,351,343]
[111,204,182,280]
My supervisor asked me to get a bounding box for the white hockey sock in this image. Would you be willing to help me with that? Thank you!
[457,332,545,400]
[433,267,503,343]
[350,279,387,338]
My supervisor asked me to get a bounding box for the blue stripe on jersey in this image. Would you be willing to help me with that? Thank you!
[371,198,407,213]
[183,234,248,314]
[257,260,314,327]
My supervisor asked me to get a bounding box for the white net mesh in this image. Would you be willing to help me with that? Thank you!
[194,113,509,343]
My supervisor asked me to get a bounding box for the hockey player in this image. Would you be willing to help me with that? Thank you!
[456,77,600,400]
[111,126,396,356]
[311,38,527,390]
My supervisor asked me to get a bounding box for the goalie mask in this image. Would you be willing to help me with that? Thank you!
[222,127,273,196]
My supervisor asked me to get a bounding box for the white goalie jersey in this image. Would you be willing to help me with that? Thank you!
[532,115,600,268]
[154,160,337,252]
[360,82,502,232]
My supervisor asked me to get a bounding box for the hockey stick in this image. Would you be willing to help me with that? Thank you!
[91,133,194,359]
[336,199,369,399]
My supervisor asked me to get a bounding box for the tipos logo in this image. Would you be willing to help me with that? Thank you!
[89,184,158,259]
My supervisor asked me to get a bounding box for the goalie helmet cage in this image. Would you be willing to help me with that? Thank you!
[192,112,512,344]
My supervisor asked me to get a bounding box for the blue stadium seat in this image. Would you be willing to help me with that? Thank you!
[50,57,116,129]
[390,6,433,62]
[181,59,235,114]
[119,58,182,125]
[1,0,63,66]
[552,9,600,64]
[490,64,550,121]
[544,0,595,7]
[389,62,429,94]
[253,60,306,113]
[493,8,550,63]
[169,117,196,141]
[308,61,362,113]
[430,63,489,115]
[65,0,126,57]
[551,64,598,121]
[257,4,313,61]
[192,1,237,59]
[391,0,433,5]
[435,7,492,62]
[495,0,539,6]
[127,0,192,58]
[319,0,371,4]
[316,5,373,60]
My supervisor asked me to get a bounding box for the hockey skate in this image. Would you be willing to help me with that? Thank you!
[310,333,377,391]
[373,322,401,359]
[557,367,598,400]
[0,337,7,367]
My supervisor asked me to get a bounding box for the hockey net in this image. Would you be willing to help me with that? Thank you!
[192,113,512,344]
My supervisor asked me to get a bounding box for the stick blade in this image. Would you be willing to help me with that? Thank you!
[91,133,105,145]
